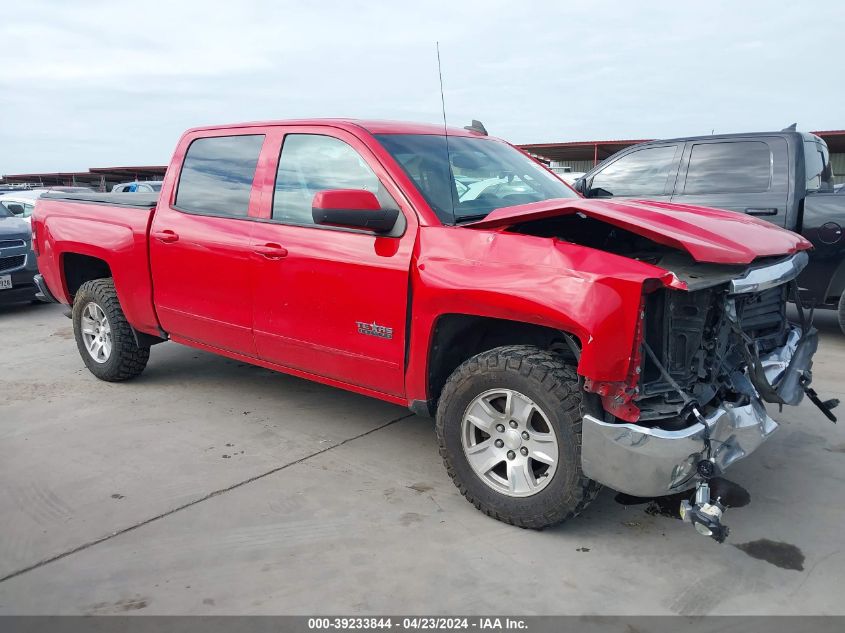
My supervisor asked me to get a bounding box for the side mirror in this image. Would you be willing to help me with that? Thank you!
[312,189,399,233]
[573,178,586,195]
[6,203,25,216]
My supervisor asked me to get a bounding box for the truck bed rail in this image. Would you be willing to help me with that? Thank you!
[40,192,158,209]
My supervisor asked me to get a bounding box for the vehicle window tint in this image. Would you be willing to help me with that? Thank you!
[273,134,395,225]
[684,141,771,194]
[1,201,25,216]
[176,134,265,217]
[804,140,833,192]
[377,134,577,224]
[590,146,678,197]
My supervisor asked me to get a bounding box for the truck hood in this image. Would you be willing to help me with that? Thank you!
[0,215,31,239]
[464,198,812,265]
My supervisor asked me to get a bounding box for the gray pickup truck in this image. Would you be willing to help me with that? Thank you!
[575,129,845,333]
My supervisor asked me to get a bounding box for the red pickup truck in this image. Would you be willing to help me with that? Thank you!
[32,119,833,540]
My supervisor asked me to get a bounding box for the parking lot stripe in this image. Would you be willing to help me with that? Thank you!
[0,412,415,585]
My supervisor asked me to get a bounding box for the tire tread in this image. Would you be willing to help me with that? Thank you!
[73,278,149,381]
[435,345,599,529]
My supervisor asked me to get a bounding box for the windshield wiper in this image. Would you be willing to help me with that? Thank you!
[455,213,490,224]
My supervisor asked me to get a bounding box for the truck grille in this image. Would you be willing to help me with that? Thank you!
[641,283,789,399]
[737,285,787,351]
[0,254,26,272]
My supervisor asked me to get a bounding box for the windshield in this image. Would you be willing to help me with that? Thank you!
[376,134,577,224]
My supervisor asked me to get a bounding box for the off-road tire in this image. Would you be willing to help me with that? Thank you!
[73,278,149,381]
[435,345,599,529]
[838,293,845,336]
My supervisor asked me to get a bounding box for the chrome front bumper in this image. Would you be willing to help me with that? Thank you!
[581,400,778,497]
[581,322,813,497]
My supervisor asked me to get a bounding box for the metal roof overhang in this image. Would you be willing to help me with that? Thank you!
[521,130,845,164]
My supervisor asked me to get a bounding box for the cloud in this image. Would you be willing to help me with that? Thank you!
[1,0,843,173]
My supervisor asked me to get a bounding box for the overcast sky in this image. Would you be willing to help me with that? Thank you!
[2,0,843,173]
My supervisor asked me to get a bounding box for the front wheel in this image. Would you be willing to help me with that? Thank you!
[72,278,149,381]
[435,345,599,529]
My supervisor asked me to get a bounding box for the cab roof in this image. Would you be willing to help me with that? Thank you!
[183,119,490,138]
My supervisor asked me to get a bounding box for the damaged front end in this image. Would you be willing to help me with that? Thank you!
[581,251,837,536]
[478,197,834,540]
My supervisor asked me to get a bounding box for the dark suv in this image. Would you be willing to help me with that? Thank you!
[575,131,845,332]
[0,204,38,304]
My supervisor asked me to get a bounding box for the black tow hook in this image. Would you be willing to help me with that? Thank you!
[804,386,839,423]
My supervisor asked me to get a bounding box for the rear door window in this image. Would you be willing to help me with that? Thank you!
[589,145,679,197]
[175,134,265,217]
[683,141,771,194]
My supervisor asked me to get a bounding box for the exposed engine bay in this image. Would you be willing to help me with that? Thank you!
[511,212,839,541]
[639,280,791,424]
[510,212,834,426]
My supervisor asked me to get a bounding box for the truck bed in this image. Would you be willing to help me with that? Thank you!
[34,193,161,335]
[40,191,159,208]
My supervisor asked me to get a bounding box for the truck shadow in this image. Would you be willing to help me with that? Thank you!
[0,300,51,317]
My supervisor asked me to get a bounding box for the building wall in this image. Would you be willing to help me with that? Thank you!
[550,159,596,173]
[831,153,845,185]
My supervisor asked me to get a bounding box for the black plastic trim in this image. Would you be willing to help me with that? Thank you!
[33,274,58,303]
[409,399,433,418]
[41,192,159,209]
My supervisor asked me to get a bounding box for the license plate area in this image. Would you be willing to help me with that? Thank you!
[0,275,12,290]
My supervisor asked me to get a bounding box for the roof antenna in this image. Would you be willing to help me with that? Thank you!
[465,120,488,135]
[782,122,797,132]
[436,41,457,223]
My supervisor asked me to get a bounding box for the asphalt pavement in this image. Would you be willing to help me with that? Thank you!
[1,302,843,615]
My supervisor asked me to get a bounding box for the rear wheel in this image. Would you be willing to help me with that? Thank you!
[435,345,599,529]
[72,278,149,381]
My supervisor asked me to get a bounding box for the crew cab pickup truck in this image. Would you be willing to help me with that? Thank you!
[32,119,836,540]
[573,130,845,333]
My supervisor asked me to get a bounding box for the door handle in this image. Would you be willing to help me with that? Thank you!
[152,229,179,243]
[745,208,778,216]
[253,243,288,259]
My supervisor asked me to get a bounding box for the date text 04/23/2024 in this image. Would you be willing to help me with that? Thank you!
[307,618,527,630]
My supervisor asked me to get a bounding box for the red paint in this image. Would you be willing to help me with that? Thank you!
[31,119,813,417]
[468,198,811,264]
[583,295,646,423]
[312,189,381,211]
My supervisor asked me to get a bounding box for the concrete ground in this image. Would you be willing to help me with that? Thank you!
[0,302,843,616]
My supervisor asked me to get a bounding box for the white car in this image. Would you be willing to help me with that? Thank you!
[549,168,585,185]
[111,180,163,193]
[458,176,531,202]
[0,192,39,225]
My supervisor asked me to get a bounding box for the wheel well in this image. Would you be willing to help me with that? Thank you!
[425,314,580,414]
[62,253,112,298]
[825,258,845,304]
